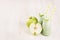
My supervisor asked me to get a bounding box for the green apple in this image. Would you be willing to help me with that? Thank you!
[26,16,38,28]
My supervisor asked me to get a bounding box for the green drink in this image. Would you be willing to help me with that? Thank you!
[39,13,50,36]
[41,16,51,36]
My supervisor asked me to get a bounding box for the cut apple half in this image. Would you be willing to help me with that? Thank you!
[29,23,42,35]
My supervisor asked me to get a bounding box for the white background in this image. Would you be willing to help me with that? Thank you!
[0,0,60,40]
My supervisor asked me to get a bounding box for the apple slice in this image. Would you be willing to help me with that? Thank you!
[29,23,42,35]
